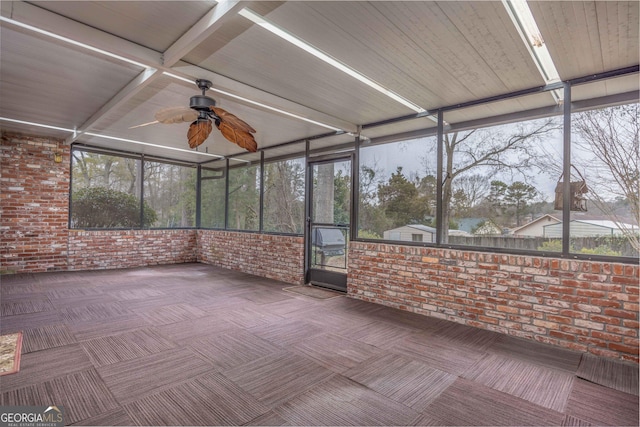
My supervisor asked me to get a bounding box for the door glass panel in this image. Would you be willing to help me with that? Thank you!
[312,161,351,224]
[309,160,351,279]
[311,225,348,271]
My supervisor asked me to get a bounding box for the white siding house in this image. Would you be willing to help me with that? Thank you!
[383,225,435,243]
[544,220,639,238]
[511,215,561,237]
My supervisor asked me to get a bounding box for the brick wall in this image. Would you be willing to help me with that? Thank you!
[1,132,197,273]
[198,230,304,285]
[68,229,197,270]
[1,133,70,273]
[348,241,640,363]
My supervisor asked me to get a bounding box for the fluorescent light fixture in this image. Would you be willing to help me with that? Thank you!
[163,72,194,85]
[0,16,149,69]
[227,157,252,164]
[239,8,427,114]
[163,72,342,131]
[85,132,224,158]
[0,117,75,132]
[503,0,563,102]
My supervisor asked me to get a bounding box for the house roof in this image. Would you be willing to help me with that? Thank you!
[511,214,561,234]
[543,219,639,231]
[573,220,639,231]
[406,224,437,233]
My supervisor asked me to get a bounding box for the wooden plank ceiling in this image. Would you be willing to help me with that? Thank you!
[0,1,638,162]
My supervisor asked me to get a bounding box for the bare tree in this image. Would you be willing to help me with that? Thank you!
[453,173,492,209]
[441,118,561,240]
[572,103,639,251]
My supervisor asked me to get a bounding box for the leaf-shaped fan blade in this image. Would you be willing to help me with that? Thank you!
[210,106,257,152]
[156,107,199,124]
[216,121,258,153]
[187,120,212,149]
[211,107,256,134]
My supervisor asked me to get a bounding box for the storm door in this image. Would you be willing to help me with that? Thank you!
[305,157,352,292]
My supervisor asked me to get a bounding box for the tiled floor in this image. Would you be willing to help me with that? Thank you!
[1,263,638,426]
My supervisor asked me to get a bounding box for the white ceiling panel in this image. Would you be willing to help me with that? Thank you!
[192,24,413,125]
[530,1,639,80]
[444,91,559,127]
[571,74,640,104]
[29,1,217,52]
[263,1,544,110]
[0,26,142,129]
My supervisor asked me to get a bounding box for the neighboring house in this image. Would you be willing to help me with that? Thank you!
[472,219,503,235]
[383,224,435,243]
[511,214,561,237]
[449,229,472,237]
[457,218,485,234]
[544,220,639,238]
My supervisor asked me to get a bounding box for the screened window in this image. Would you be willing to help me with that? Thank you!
[71,149,196,229]
[263,157,305,234]
[358,137,437,241]
[227,159,260,231]
[144,161,196,228]
[71,151,145,228]
[441,113,563,252]
[569,102,639,258]
[200,163,226,229]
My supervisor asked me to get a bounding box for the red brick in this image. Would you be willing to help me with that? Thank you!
[589,314,621,326]
[546,315,572,325]
[603,308,638,320]
[559,325,590,336]
[606,325,638,337]
[576,289,607,298]
[591,331,623,343]
[612,276,639,285]
[608,342,640,355]
[576,336,608,348]
[549,331,576,341]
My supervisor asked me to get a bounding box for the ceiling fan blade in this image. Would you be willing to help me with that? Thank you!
[155,107,198,124]
[187,119,213,149]
[216,121,258,153]
[211,107,256,134]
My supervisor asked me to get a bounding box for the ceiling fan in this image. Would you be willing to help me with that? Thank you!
[132,79,257,152]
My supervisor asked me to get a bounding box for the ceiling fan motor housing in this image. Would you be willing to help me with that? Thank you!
[190,95,216,111]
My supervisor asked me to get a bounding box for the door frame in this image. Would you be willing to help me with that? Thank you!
[304,153,354,292]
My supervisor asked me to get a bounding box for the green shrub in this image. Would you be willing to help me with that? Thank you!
[538,239,622,256]
[357,229,381,239]
[578,246,622,256]
[537,239,563,252]
[72,187,157,228]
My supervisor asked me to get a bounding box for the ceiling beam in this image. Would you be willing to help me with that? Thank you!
[163,1,247,67]
[64,68,161,145]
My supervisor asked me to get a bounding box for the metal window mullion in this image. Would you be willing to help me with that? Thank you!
[351,134,360,241]
[259,151,264,232]
[562,82,572,255]
[304,140,311,284]
[139,155,145,229]
[436,111,444,245]
[195,164,202,228]
[69,147,75,228]
[224,158,229,230]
